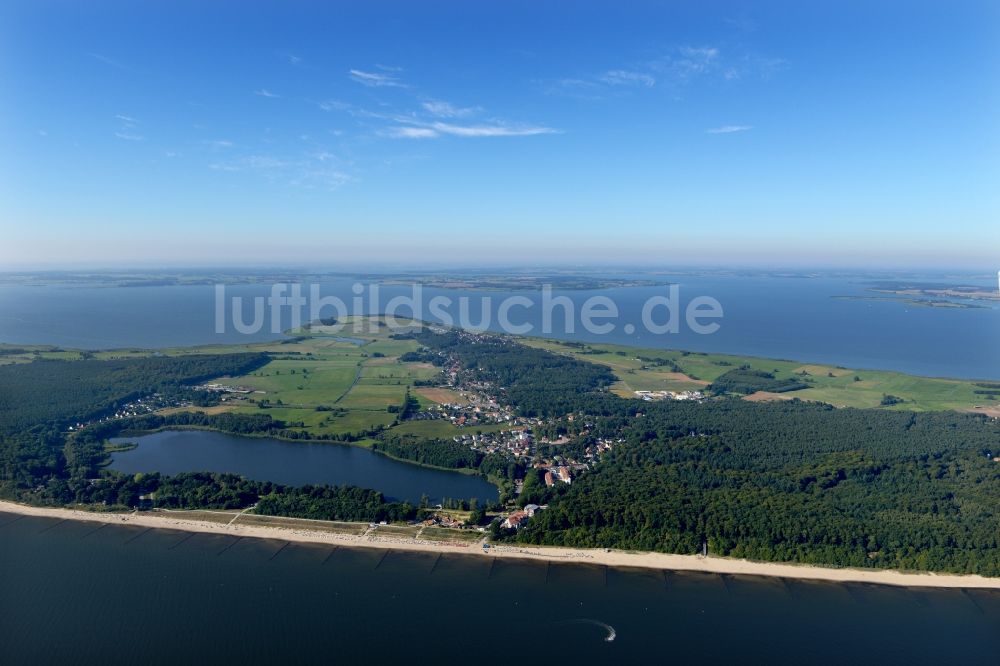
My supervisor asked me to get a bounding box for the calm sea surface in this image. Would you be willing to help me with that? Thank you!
[1,512,999,665]
[109,430,498,504]
[1,275,997,379]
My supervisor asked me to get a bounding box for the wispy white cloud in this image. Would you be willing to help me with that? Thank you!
[545,67,658,99]
[431,122,557,138]
[37,129,48,137]
[389,121,558,139]
[554,78,599,90]
[420,100,479,118]
[599,70,656,87]
[706,125,752,134]
[210,152,351,190]
[328,71,555,141]
[749,55,788,80]
[542,77,605,100]
[254,89,280,98]
[114,114,143,140]
[652,46,785,83]
[349,68,406,88]
[651,46,721,81]
[89,52,130,70]
[209,155,293,173]
[679,46,719,61]
[292,167,352,190]
[244,155,289,169]
[549,44,778,98]
[724,15,758,33]
[318,99,352,112]
[205,139,234,149]
[386,126,440,139]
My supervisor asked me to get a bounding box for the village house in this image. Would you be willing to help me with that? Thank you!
[502,510,529,529]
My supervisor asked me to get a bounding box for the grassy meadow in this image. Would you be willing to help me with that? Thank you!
[3,314,992,440]
[523,338,994,413]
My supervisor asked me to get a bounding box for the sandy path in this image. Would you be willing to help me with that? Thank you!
[3,500,999,590]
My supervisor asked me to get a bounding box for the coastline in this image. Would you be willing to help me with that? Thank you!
[4,499,999,590]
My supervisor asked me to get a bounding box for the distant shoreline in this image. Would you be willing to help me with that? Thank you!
[4,500,999,590]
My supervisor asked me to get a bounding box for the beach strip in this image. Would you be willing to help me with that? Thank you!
[2,500,999,590]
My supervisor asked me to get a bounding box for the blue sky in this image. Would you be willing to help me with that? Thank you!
[1,1,997,269]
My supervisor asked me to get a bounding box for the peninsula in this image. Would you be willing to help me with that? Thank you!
[3,317,1000,581]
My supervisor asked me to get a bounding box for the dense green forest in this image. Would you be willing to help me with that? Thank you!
[707,367,809,394]
[255,484,417,523]
[372,432,522,485]
[3,330,1000,575]
[0,352,413,523]
[0,353,268,434]
[50,468,416,523]
[0,354,266,502]
[407,329,1000,574]
[513,399,1000,573]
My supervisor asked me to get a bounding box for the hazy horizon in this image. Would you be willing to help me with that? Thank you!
[0,259,997,279]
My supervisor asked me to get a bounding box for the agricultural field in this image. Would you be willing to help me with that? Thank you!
[337,383,409,410]
[390,419,507,440]
[523,338,993,413]
[414,387,468,405]
[144,317,465,438]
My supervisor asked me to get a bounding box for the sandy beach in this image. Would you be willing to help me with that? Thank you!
[3,499,999,590]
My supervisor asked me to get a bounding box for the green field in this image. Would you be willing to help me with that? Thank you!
[390,419,507,439]
[418,527,482,542]
[43,317,486,440]
[194,320,432,436]
[523,338,995,413]
[6,314,991,445]
[372,524,422,538]
[45,317,440,439]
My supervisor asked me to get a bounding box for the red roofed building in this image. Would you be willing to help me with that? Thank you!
[502,511,529,529]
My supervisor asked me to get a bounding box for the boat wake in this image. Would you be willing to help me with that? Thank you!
[559,619,616,642]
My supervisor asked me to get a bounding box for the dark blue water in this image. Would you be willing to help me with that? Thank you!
[2,513,999,665]
[1,275,998,378]
[109,430,498,504]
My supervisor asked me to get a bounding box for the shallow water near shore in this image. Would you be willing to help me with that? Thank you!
[109,430,499,504]
[2,512,999,665]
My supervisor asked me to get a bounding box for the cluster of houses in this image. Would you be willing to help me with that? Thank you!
[433,376,518,426]
[192,383,259,394]
[542,466,573,486]
[414,331,644,531]
[420,514,464,528]
[579,438,620,463]
[455,428,535,458]
[502,503,544,529]
[634,389,704,401]
[67,393,178,431]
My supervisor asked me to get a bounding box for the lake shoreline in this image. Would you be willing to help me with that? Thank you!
[106,429,500,504]
[4,499,999,590]
[111,424,489,479]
